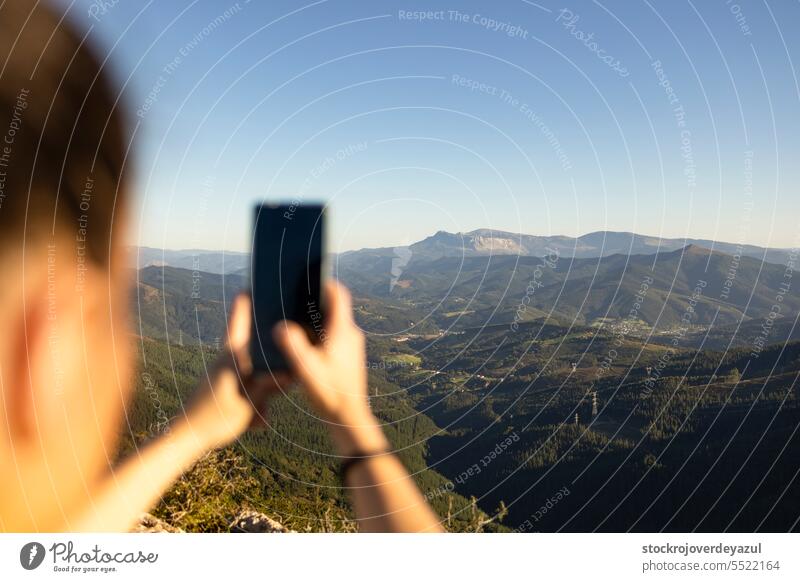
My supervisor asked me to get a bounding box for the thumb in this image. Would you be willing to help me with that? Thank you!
[273,321,325,388]
[227,293,251,351]
[227,293,253,375]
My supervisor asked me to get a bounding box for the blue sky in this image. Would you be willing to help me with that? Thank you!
[57,0,799,252]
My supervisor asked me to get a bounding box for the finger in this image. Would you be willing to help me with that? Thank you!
[238,368,289,408]
[247,370,291,398]
[227,292,253,375]
[273,321,325,389]
[325,279,355,335]
[243,378,270,428]
[249,411,269,430]
[245,372,291,429]
[227,292,251,350]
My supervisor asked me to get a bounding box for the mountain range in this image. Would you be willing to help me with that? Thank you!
[338,243,799,333]
[132,246,249,275]
[339,229,793,265]
[128,231,800,532]
[132,229,793,274]
[134,242,798,344]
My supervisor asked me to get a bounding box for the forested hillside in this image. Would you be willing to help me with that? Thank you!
[121,337,508,531]
[128,243,800,532]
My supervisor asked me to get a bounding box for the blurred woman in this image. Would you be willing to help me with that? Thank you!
[0,0,441,533]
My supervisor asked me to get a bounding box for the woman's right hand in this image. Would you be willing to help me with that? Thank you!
[274,280,443,532]
[272,280,388,456]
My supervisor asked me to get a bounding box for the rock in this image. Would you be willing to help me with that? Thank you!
[132,513,184,533]
[229,509,292,533]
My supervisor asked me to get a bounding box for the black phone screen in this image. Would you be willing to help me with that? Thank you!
[250,203,325,371]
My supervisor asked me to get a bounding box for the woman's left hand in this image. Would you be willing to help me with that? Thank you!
[183,293,287,449]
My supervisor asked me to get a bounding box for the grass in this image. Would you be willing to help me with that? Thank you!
[382,354,422,366]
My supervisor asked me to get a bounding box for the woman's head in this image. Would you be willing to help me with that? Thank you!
[0,0,132,530]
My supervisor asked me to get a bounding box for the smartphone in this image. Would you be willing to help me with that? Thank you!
[249,202,326,372]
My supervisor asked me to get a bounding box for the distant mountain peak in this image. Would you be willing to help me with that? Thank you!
[410,229,526,257]
[468,231,524,253]
[681,243,708,254]
[401,229,786,266]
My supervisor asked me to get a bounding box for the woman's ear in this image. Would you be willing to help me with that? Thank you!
[3,301,39,443]
[4,242,100,448]
[6,262,69,445]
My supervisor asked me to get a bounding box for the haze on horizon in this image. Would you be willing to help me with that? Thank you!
[137,226,795,258]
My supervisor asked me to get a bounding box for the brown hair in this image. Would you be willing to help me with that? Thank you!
[0,0,127,265]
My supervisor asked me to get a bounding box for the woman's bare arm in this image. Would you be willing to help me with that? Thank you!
[275,281,443,532]
[75,295,281,532]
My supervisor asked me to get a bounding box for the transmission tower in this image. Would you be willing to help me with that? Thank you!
[591,391,598,417]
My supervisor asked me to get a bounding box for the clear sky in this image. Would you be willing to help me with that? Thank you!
[56,0,800,252]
